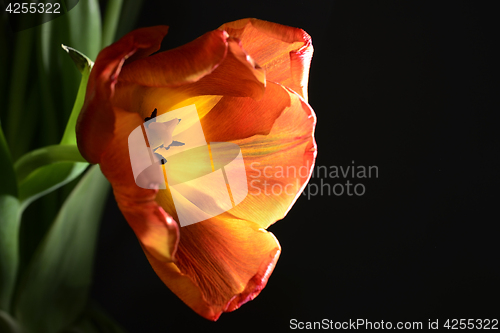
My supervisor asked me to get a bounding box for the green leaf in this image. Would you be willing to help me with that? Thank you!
[13,144,89,211]
[14,165,110,333]
[37,0,101,146]
[0,310,22,333]
[64,0,102,61]
[102,0,123,48]
[114,0,144,41]
[11,87,41,160]
[0,124,21,313]
[0,121,17,197]
[0,196,21,313]
[4,26,35,159]
[18,161,88,211]
[14,42,92,210]
[59,0,101,116]
[14,145,87,183]
[36,21,60,147]
[0,11,12,124]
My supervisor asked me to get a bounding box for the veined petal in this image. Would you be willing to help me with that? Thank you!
[152,82,315,230]
[77,26,169,163]
[143,213,280,321]
[200,81,290,142]
[219,18,313,101]
[100,108,180,262]
[205,82,316,228]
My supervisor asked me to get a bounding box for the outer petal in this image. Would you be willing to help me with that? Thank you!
[118,30,229,87]
[99,108,180,262]
[77,26,169,163]
[219,18,313,101]
[112,36,266,121]
[143,211,281,321]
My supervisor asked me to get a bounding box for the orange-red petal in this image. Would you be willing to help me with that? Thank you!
[112,36,266,121]
[99,108,180,262]
[203,82,316,228]
[143,213,281,320]
[118,31,265,101]
[200,81,289,142]
[148,83,315,319]
[149,82,316,230]
[77,26,169,163]
[187,37,265,100]
[118,30,228,87]
[219,18,313,101]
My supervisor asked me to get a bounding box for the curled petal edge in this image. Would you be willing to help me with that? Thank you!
[77,26,169,163]
[219,18,313,101]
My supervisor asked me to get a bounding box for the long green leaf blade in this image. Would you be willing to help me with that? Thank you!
[14,165,110,333]
[37,0,101,145]
[0,121,17,197]
[15,145,87,183]
[102,0,123,48]
[0,196,21,313]
[18,161,88,211]
[114,0,144,41]
[5,22,35,160]
[15,43,92,211]
[0,122,21,313]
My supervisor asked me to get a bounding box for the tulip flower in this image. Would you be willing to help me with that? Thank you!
[76,18,317,320]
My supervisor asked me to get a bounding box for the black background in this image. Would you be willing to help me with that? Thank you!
[91,1,498,332]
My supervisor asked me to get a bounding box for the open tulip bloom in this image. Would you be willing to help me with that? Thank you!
[76,18,317,320]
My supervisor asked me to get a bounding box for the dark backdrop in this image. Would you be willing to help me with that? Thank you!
[91,1,498,332]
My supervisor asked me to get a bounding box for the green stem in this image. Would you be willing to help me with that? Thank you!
[14,145,87,184]
[60,64,91,145]
[101,0,123,48]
